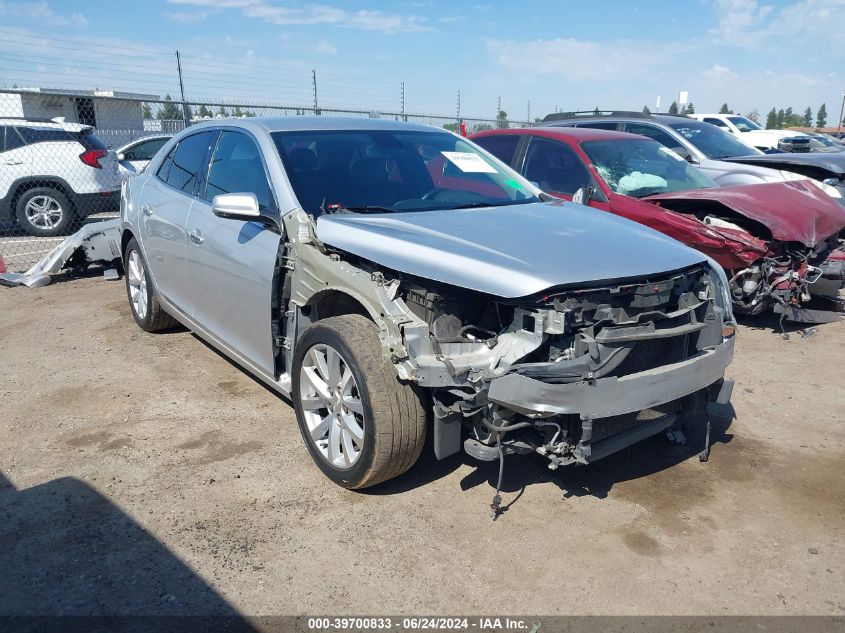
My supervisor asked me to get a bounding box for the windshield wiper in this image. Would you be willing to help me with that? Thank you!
[444,200,529,210]
[322,201,398,215]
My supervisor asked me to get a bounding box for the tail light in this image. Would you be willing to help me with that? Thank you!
[79,149,108,169]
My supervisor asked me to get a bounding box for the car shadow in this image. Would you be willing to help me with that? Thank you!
[0,470,256,629]
[369,403,736,512]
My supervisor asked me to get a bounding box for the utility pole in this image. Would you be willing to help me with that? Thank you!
[457,90,461,122]
[312,69,319,115]
[401,82,405,121]
[497,96,501,117]
[527,100,531,123]
[837,90,845,136]
[175,50,190,127]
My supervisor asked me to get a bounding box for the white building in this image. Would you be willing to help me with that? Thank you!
[1,88,161,145]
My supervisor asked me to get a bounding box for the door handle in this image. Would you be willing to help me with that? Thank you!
[4,159,23,165]
[141,204,153,217]
[189,229,205,245]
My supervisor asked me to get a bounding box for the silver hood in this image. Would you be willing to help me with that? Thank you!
[315,202,706,298]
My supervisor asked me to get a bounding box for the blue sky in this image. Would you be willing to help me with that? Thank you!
[0,0,843,122]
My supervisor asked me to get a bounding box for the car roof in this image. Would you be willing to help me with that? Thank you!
[184,116,444,135]
[543,113,694,127]
[473,126,642,143]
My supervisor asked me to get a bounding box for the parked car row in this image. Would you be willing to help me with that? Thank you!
[472,120,845,322]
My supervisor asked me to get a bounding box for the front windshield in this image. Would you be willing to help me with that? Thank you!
[727,116,761,132]
[669,120,761,159]
[581,138,717,197]
[271,129,539,215]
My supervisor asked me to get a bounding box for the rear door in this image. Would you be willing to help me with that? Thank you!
[139,130,217,315]
[184,129,282,375]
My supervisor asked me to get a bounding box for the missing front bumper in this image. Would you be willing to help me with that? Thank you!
[487,337,734,419]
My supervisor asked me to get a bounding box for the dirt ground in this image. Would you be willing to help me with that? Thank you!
[1,274,843,617]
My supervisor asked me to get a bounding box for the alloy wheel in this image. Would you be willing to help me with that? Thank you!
[24,195,63,229]
[298,343,365,469]
[126,250,148,321]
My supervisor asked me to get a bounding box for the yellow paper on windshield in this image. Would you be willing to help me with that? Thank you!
[441,151,498,173]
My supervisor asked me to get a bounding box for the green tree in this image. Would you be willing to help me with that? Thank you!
[668,101,679,115]
[157,95,183,120]
[765,107,777,129]
[142,104,152,120]
[746,109,760,124]
[816,103,827,127]
[642,105,651,115]
[802,107,813,127]
[197,104,212,118]
[684,102,695,114]
[776,108,785,129]
[233,106,244,117]
[718,103,733,114]
[472,123,493,132]
[443,122,459,132]
[217,106,228,117]
[496,109,509,129]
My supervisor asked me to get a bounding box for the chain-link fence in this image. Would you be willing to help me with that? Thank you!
[0,89,526,271]
[0,28,536,271]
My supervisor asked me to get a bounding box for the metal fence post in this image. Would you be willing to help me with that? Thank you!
[175,51,190,128]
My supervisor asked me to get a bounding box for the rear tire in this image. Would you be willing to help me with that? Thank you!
[15,187,76,237]
[292,314,427,489]
[123,238,178,332]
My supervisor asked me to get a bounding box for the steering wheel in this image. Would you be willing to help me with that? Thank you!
[421,188,451,200]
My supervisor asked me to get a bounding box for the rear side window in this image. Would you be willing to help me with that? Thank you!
[161,131,216,194]
[123,137,168,161]
[576,121,619,131]
[703,117,729,128]
[472,134,520,166]
[16,126,76,144]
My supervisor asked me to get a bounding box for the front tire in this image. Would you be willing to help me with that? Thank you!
[15,187,76,236]
[292,314,427,489]
[123,238,177,332]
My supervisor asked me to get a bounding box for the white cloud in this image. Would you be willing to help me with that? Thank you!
[709,0,845,49]
[316,39,337,55]
[487,37,678,81]
[165,10,214,23]
[0,1,87,27]
[703,64,737,80]
[167,0,430,32]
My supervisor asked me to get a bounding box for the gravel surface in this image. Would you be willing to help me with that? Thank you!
[1,275,843,617]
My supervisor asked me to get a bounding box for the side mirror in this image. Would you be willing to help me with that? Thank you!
[211,192,262,221]
[669,147,696,163]
[572,185,594,205]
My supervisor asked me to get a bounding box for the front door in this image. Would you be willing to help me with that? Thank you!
[184,129,282,375]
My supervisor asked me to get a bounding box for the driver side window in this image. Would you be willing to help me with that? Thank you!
[204,131,272,210]
[522,137,590,196]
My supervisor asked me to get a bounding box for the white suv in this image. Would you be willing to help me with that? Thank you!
[689,113,811,152]
[0,118,121,236]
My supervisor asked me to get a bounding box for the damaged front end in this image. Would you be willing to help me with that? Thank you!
[395,263,735,472]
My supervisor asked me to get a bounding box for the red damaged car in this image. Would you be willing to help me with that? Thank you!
[471,127,845,321]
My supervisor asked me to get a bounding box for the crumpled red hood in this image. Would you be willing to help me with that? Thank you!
[647,180,845,247]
